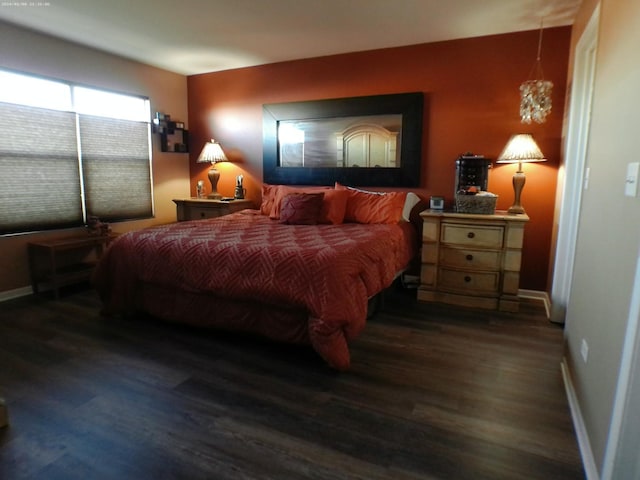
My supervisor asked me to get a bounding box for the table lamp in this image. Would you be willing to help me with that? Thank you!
[197,139,228,199]
[497,134,546,214]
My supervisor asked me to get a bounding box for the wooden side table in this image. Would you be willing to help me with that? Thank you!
[28,234,115,299]
[173,198,254,222]
[418,209,529,312]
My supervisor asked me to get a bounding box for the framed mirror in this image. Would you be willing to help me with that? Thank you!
[263,92,423,186]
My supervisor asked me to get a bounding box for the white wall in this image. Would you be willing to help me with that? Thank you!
[0,21,190,294]
[563,0,640,474]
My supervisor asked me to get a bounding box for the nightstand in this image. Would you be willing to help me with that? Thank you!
[172,198,254,222]
[418,210,529,312]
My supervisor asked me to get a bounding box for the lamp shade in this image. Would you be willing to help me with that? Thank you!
[497,134,546,164]
[197,139,228,199]
[197,139,228,164]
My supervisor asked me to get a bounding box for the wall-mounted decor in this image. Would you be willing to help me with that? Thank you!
[263,92,423,187]
[153,112,189,152]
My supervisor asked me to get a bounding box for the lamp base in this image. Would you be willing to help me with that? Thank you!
[507,205,526,215]
[207,167,222,200]
[508,169,527,215]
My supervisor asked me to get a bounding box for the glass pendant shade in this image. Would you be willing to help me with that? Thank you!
[520,79,553,124]
[520,20,553,124]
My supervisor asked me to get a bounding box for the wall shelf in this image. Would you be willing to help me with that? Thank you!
[153,112,189,153]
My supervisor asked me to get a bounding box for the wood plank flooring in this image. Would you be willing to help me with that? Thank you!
[0,285,584,479]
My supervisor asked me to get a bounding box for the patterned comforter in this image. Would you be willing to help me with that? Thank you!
[93,210,417,369]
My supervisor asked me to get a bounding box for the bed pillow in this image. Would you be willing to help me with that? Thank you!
[402,192,421,222]
[318,189,349,225]
[335,183,408,224]
[279,193,325,225]
[269,185,332,220]
[260,183,280,216]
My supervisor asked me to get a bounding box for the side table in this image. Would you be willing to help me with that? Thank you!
[418,209,529,312]
[28,234,116,299]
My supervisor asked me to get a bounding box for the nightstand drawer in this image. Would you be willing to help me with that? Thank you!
[438,268,500,294]
[440,247,501,270]
[173,199,254,222]
[441,224,504,248]
[186,207,222,220]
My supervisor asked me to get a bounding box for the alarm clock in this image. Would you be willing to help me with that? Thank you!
[430,196,444,210]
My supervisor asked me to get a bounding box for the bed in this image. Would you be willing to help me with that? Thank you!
[93,185,420,370]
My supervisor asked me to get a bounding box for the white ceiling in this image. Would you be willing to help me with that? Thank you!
[0,0,581,76]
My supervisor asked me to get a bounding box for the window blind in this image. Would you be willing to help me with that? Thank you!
[79,115,152,222]
[0,69,153,236]
[0,102,83,235]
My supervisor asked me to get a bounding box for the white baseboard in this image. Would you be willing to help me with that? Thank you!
[561,358,600,480]
[518,289,551,318]
[0,286,33,303]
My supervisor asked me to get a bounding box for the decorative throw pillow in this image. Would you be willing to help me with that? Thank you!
[335,183,407,224]
[269,185,332,219]
[279,193,325,225]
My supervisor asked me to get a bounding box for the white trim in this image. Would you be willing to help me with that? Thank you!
[0,286,33,303]
[601,250,640,479]
[518,289,551,318]
[561,358,600,479]
[550,3,600,326]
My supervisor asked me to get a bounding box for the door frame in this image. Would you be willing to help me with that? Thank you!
[602,247,640,479]
[550,3,600,325]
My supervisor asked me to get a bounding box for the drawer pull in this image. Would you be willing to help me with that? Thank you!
[464,276,472,283]
[200,212,206,218]
[467,232,475,239]
[466,254,474,261]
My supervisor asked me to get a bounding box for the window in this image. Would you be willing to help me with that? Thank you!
[0,69,152,235]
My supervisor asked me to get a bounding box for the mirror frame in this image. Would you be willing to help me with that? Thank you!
[263,92,423,187]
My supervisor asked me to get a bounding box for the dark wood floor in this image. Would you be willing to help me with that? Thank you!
[0,284,584,480]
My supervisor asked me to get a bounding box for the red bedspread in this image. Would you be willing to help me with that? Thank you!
[93,210,417,369]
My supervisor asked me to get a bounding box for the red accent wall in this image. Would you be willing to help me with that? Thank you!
[187,27,571,291]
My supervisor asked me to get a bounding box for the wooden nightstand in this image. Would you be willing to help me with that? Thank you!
[28,234,116,299]
[418,210,529,312]
[172,198,254,222]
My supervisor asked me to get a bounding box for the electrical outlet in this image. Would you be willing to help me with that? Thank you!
[581,339,589,363]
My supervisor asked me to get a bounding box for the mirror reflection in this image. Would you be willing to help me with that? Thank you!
[278,114,402,168]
